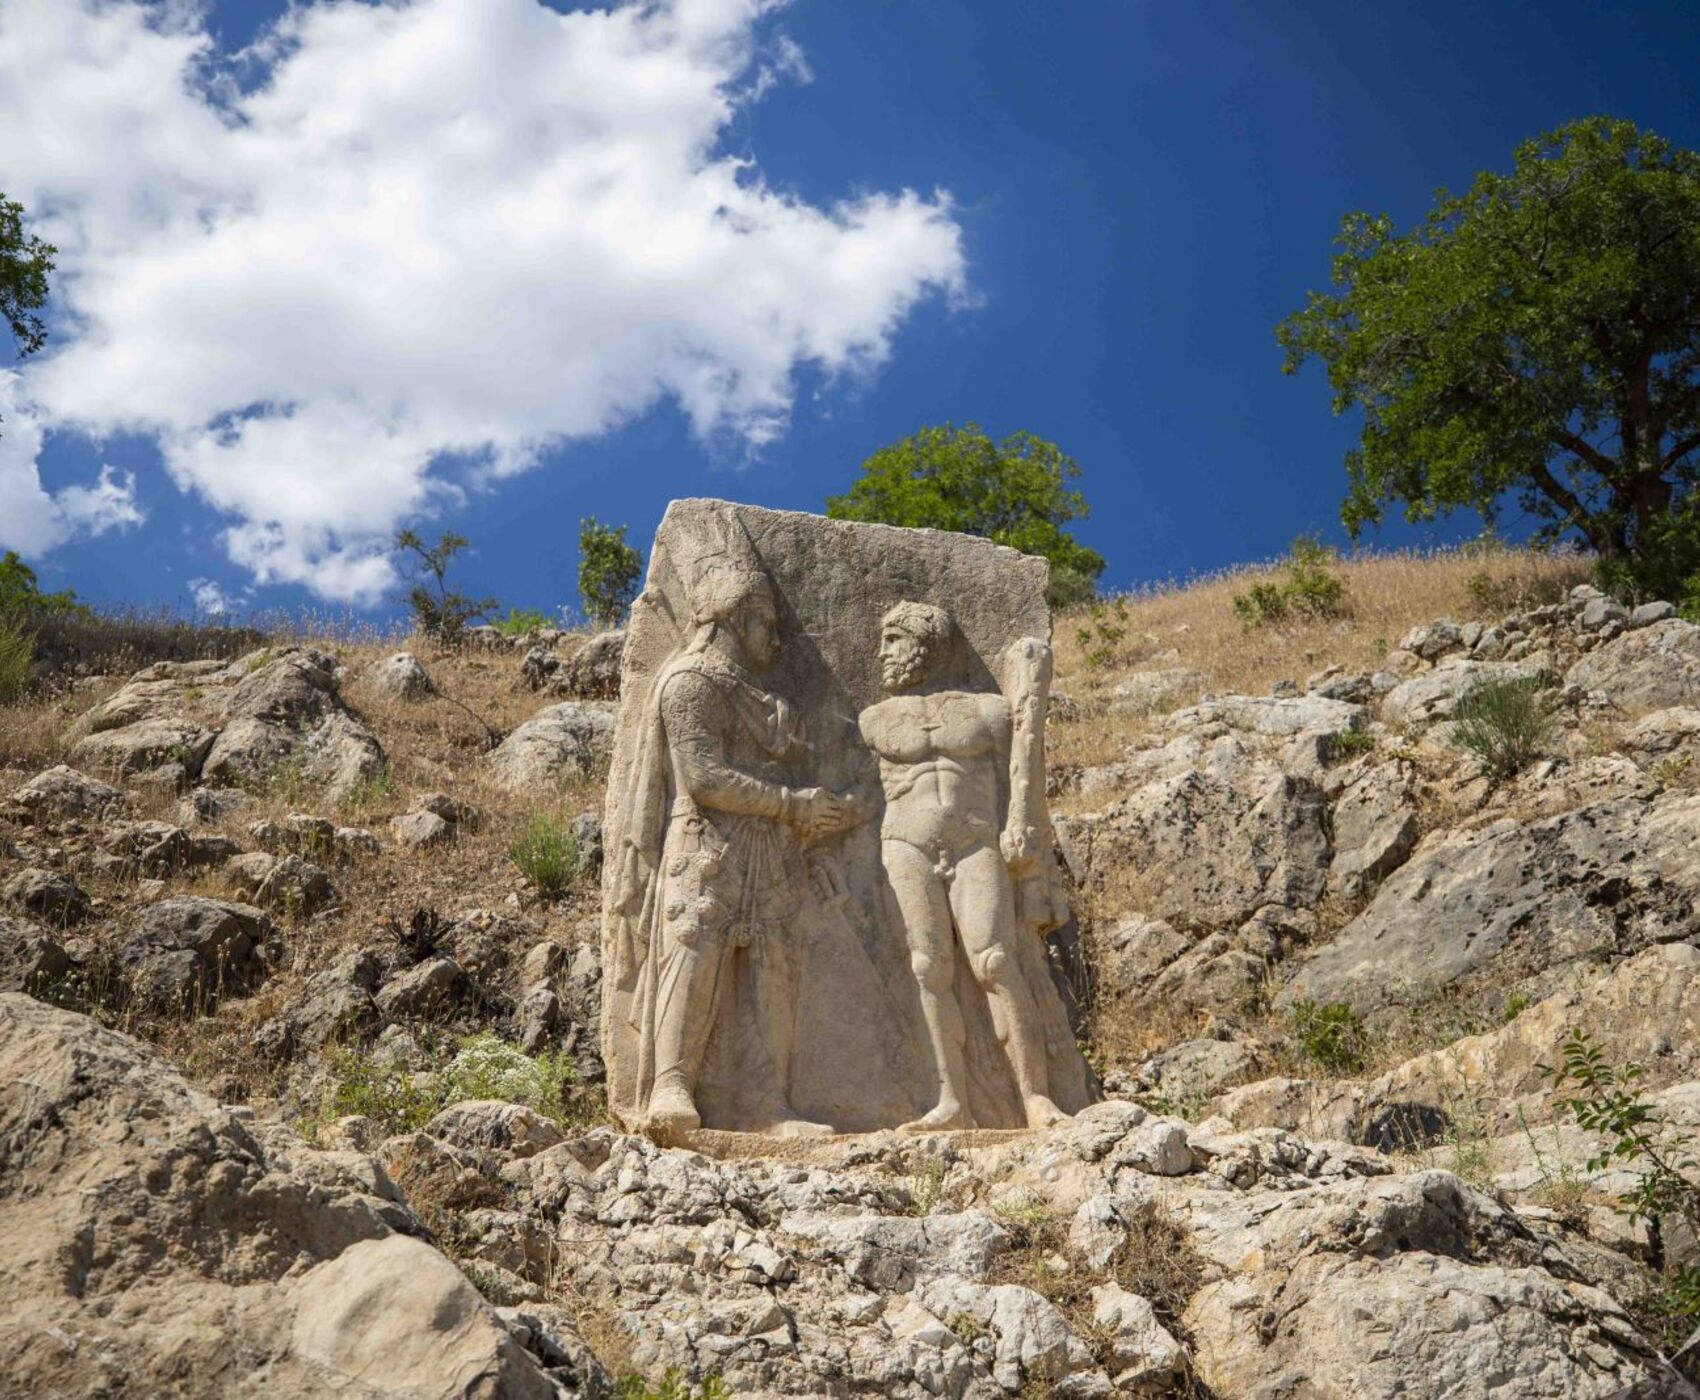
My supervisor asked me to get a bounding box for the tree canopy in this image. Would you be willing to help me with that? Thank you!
[1,194,53,358]
[826,423,1105,607]
[1278,117,1700,594]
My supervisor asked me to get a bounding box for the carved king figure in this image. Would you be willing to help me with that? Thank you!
[859,601,1071,1131]
[609,526,852,1136]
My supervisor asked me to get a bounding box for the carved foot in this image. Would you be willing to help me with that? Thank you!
[645,1081,701,1136]
[901,1100,973,1133]
[771,1115,835,1139]
[1022,1093,1070,1129]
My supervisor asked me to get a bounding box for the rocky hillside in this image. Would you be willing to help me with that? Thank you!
[2,547,1698,1398]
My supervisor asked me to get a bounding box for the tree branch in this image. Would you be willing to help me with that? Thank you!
[1553,431,1619,478]
[1529,458,1611,551]
[1663,430,1700,472]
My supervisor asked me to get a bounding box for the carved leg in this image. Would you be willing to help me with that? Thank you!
[646,937,724,1133]
[751,931,832,1137]
[950,846,1067,1129]
[884,839,974,1131]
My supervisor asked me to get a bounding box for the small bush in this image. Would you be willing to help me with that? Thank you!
[1291,1000,1369,1075]
[0,611,34,703]
[1542,1027,1700,1379]
[442,1031,580,1124]
[1451,674,1552,781]
[1328,727,1377,763]
[579,517,643,631]
[509,812,586,897]
[1073,597,1129,670]
[1233,535,1348,628]
[395,529,498,641]
[493,608,552,637]
[1231,580,1288,628]
[615,1370,730,1400]
[321,1046,440,1135]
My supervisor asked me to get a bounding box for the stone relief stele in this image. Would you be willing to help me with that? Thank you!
[602,499,1095,1136]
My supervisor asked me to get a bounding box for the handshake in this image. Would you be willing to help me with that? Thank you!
[783,786,862,842]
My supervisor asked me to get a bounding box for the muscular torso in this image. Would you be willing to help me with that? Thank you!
[860,692,1010,854]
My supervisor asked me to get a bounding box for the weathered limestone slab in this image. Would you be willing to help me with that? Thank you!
[601,499,1095,1135]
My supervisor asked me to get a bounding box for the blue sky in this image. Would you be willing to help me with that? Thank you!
[4,0,1698,621]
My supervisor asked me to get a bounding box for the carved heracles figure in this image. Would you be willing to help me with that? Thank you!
[859,601,1072,1131]
[609,518,854,1136]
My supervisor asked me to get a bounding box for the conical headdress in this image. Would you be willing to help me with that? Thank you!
[679,505,772,627]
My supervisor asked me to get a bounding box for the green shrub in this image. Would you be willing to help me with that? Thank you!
[615,1370,730,1400]
[320,1046,440,1134]
[509,812,586,897]
[1291,1000,1369,1075]
[0,550,86,616]
[1542,1028,1700,1377]
[1233,535,1348,628]
[442,1030,578,1124]
[1328,727,1377,763]
[493,608,552,637]
[395,529,498,641]
[1451,674,1552,781]
[579,517,643,631]
[0,611,33,703]
[1073,597,1129,669]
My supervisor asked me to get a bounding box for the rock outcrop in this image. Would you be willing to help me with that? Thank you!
[0,995,590,1398]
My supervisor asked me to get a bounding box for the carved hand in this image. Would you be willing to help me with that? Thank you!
[787,786,848,837]
[1000,823,1039,873]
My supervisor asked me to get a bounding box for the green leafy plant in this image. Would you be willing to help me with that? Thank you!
[1291,999,1369,1075]
[509,813,587,898]
[442,1031,579,1125]
[0,551,85,616]
[320,1046,440,1135]
[0,610,32,703]
[578,518,643,631]
[1073,597,1129,669]
[1232,535,1348,628]
[614,1370,731,1400]
[493,607,552,637]
[1542,1028,1700,1374]
[395,529,499,642]
[1450,674,1553,781]
[826,422,1106,610]
[1279,117,1700,583]
[1328,727,1377,762]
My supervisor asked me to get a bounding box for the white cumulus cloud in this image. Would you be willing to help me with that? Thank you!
[0,0,967,600]
[0,372,145,553]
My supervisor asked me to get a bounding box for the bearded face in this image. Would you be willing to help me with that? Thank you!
[879,623,931,693]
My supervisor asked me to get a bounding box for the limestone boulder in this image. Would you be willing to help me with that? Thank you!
[69,718,216,781]
[488,701,616,790]
[119,896,278,1011]
[0,915,76,995]
[2,867,90,925]
[0,994,570,1399]
[1072,739,1330,929]
[367,650,435,700]
[225,851,335,916]
[254,950,383,1062]
[287,1235,556,1399]
[560,629,625,699]
[1566,617,1700,712]
[1277,792,1700,1013]
[1183,1170,1680,1398]
[1380,656,1548,725]
[1171,692,1367,739]
[423,1100,566,1161]
[1326,757,1419,898]
[5,764,124,823]
[1109,667,1210,714]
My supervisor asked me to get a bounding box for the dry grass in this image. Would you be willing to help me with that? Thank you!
[984,1195,1211,1393]
[1047,545,1589,784]
[0,633,605,1107]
